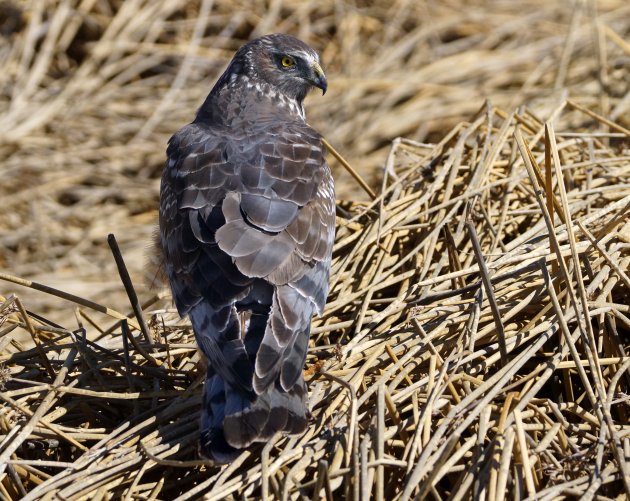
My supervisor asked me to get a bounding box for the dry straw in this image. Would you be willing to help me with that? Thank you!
[1,100,629,499]
[1,0,629,314]
[1,0,630,499]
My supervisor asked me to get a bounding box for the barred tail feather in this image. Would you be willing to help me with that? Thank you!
[224,377,309,448]
[199,372,240,464]
[199,375,309,463]
[190,289,311,463]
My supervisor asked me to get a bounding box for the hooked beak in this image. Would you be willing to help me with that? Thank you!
[309,61,327,95]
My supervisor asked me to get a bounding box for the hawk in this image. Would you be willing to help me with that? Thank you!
[159,34,335,463]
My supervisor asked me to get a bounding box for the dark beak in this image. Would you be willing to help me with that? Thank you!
[310,62,327,95]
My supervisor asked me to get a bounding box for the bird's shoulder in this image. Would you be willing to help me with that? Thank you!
[166,121,226,160]
[166,115,322,157]
[165,118,327,199]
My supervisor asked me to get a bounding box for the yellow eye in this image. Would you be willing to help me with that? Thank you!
[281,56,296,68]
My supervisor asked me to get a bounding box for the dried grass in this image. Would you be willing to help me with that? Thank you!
[1,0,630,499]
[2,101,629,499]
[2,0,630,319]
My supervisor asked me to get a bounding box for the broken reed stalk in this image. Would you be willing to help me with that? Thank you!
[107,233,153,347]
[465,218,508,367]
[322,138,377,200]
[0,271,140,330]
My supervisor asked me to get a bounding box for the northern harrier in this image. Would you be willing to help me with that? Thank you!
[159,34,335,463]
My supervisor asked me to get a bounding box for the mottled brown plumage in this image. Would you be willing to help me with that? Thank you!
[159,34,334,463]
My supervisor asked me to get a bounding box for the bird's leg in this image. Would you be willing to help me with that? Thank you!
[239,311,251,339]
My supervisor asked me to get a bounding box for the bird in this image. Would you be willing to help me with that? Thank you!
[159,34,335,463]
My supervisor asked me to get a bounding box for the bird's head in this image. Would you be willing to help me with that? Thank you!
[227,34,327,104]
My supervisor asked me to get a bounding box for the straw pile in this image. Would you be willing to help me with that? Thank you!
[1,0,630,320]
[2,101,630,499]
[1,1,630,499]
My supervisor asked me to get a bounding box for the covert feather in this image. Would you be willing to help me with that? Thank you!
[159,34,335,463]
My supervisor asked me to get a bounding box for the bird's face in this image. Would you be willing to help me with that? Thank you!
[241,34,327,104]
[265,46,327,99]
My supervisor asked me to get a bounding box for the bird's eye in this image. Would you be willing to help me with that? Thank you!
[281,56,296,68]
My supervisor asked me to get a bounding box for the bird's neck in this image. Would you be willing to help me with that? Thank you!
[195,75,305,125]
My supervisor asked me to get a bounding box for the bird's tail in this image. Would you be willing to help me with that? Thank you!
[199,370,309,463]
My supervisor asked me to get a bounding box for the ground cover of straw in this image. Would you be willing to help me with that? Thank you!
[2,103,630,499]
[1,1,630,499]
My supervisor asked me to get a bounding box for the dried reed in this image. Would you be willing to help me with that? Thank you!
[2,99,629,499]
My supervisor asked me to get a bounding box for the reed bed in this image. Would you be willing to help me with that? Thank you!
[1,0,630,320]
[1,0,630,499]
[1,100,630,499]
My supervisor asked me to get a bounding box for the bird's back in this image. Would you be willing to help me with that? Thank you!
[159,34,334,463]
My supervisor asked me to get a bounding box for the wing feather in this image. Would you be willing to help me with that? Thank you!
[160,109,335,457]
